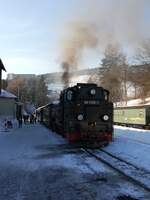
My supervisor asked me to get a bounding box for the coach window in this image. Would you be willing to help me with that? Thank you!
[139,111,143,118]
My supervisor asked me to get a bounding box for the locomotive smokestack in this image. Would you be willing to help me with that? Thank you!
[61,61,70,88]
[0,59,6,95]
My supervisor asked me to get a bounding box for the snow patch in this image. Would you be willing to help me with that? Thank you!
[115,96,150,107]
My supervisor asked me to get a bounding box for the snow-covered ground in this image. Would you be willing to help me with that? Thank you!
[115,96,150,107]
[104,126,150,173]
[0,124,149,199]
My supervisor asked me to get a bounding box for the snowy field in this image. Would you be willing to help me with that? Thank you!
[0,123,149,199]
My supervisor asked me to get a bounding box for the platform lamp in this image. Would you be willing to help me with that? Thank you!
[0,58,7,95]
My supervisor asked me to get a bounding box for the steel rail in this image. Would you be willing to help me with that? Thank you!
[82,148,150,192]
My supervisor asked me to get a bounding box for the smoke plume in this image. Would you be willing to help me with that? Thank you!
[60,0,150,86]
[61,21,98,87]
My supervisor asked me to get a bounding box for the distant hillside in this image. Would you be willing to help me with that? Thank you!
[7,65,148,86]
[42,65,148,84]
[42,67,103,84]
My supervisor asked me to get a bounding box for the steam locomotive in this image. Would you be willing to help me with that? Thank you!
[38,83,113,147]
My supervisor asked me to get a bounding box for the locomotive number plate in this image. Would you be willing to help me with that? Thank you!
[84,100,100,105]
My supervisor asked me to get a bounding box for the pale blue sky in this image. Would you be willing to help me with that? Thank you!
[1,0,78,77]
[1,0,150,78]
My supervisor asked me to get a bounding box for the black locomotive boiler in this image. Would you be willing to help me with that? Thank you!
[39,83,113,146]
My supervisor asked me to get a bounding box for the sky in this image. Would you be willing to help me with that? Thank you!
[0,0,150,79]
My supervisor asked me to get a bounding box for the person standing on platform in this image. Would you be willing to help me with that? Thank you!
[18,117,23,128]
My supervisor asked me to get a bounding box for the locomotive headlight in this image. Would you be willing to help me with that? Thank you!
[103,115,109,121]
[90,89,96,95]
[77,114,84,121]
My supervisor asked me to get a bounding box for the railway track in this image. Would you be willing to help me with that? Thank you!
[100,149,150,174]
[82,148,150,192]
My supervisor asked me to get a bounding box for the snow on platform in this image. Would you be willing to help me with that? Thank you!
[104,126,150,172]
[0,123,111,174]
[0,124,149,199]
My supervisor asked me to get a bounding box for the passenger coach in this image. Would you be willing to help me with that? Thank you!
[114,105,150,129]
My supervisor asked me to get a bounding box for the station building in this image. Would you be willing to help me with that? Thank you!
[0,89,17,118]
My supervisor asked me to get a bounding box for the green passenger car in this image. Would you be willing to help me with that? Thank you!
[114,105,150,128]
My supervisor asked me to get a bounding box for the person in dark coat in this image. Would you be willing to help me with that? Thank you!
[23,115,29,124]
[18,117,23,128]
[7,120,13,128]
[30,115,33,124]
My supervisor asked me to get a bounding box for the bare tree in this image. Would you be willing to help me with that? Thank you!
[136,39,150,64]
[7,75,49,107]
[100,44,128,103]
[134,39,150,100]
[25,77,37,103]
[2,79,8,90]
[35,75,49,107]
[7,76,27,102]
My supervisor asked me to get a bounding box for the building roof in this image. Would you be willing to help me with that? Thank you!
[0,89,17,98]
[0,59,6,72]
